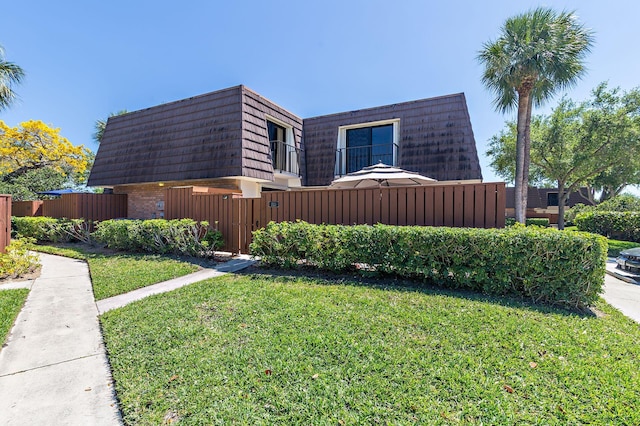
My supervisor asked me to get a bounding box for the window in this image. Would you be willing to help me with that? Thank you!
[547,192,559,207]
[336,119,399,175]
[266,118,299,175]
[267,121,287,144]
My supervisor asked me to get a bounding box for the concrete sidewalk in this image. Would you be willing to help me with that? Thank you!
[0,253,122,425]
[603,259,640,323]
[0,252,256,425]
[97,255,255,314]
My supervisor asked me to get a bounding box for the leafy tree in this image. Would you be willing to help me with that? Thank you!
[0,120,92,199]
[0,167,68,201]
[478,7,593,223]
[488,84,640,229]
[93,110,128,144]
[0,44,25,112]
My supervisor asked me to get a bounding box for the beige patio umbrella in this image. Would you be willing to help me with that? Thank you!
[329,163,437,189]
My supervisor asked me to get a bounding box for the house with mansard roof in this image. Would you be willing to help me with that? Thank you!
[87,85,483,219]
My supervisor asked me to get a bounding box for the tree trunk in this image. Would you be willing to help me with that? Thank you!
[557,180,567,230]
[514,90,532,223]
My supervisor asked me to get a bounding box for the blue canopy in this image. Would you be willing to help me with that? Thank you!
[37,189,81,196]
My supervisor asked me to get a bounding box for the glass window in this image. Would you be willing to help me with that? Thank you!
[547,192,559,207]
[267,121,286,143]
[345,124,394,173]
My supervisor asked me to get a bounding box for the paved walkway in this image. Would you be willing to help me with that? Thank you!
[604,259,640,323]
[0,252,255,425]
[0,253,122,425]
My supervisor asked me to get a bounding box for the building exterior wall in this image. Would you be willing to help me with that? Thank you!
[302,93,483,186]
[240,87,304,181]
[114,179,242,219]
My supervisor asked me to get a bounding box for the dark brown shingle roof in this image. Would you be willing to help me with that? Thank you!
[302,93,482,186]
[88,86,303,187]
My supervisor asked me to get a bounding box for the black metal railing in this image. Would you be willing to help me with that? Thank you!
[271,140,301,176]
[334,143,398,176]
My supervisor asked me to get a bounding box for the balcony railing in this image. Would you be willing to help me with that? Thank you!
[335,143,398,176]
[271,140,301,176]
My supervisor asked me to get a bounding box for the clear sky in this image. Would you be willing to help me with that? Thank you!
[1,0,638,184]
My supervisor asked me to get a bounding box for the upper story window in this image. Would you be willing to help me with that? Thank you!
[336,119,399,176]
[547,192,559,207]
[267,121,287,144]
[266,117,300,176]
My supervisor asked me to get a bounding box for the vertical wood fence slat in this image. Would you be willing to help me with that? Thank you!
[160,183,505,254]
[0,195,11,252]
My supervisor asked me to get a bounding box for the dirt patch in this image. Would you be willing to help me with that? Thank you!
[0,266,42,285]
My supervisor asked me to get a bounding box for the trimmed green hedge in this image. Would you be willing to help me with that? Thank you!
[505,218,550,227]
[12,216,82,242]
[575,211,640,242]
[93,219,223,256]
[250,221,607,308]
[11,217,224,257]
[525,218,550,227]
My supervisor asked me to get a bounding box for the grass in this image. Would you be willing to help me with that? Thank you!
[33,244,200,300]
[101,273,640,425]
[0,289,29,346]
[607,239,640,257]
[562,228,640,257]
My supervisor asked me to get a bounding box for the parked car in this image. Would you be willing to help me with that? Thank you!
[616,247,640,272]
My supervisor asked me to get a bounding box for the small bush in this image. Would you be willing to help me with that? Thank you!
[505,217,516,227]
[250,221,607,308]
[575,211,640,242]
[566,194,640,226]
[0,239,41,279]
[525,218,550,227]
[94,219,223,257]
[12,216,90,243]
[598,194,640,212]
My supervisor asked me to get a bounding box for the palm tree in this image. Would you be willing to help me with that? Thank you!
[92,110,128,144]
[0,44,25,111]
[478,8,593,223]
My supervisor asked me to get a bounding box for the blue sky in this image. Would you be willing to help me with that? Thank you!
[1,0,638,184]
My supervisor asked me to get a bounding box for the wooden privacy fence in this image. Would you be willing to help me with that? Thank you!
[12,193,128,221]
[165,183,506,254]
[0,195,11,253]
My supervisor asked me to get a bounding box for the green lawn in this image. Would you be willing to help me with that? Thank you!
[607,239,640,257]
[33,245,200,300]
[0,289,29,345]
[101,273,640,425]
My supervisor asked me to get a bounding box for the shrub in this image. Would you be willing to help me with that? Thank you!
[525,218,550,227]
[250,221,607,308]
[565,203,592,226]
[93,219,223,257]
[0,238,41,279]
[575,211,640,242]
[598,194,640,212]
[505,217,516,227]
[566,194,640,226]
[11,216,84,243]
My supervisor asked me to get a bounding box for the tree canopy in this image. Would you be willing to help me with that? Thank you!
[0,120,93,200]
[478,7,594,223]
[487,83,640,229]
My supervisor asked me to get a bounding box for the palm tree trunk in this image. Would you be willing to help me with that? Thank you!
[514,90,532,223]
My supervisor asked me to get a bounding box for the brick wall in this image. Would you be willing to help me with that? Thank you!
[114,184,165,219]
[113,179,241,219]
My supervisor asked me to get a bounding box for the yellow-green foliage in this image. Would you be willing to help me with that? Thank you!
[0,120,92,178]
[0,239,40,279]
[251,221,607,308]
